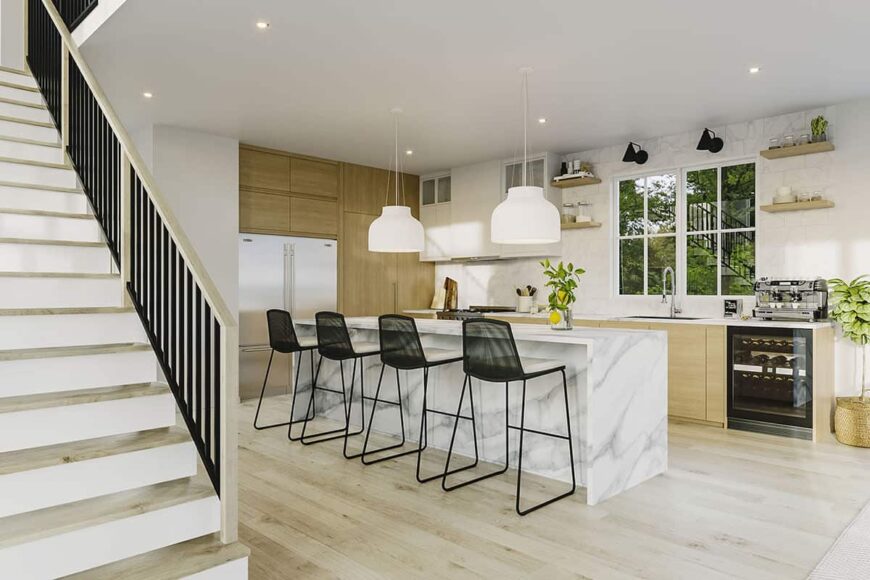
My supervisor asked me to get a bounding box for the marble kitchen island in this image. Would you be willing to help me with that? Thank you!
[294,318,668,505]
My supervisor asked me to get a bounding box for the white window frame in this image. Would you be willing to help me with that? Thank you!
[420,172,451,209]
[613,169,681,296]
[612,157,756,298]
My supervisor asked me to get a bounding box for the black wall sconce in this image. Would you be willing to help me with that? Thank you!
[697,128,724,153]
[622,142,648,165]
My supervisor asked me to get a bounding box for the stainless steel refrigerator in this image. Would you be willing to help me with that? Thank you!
[238,233,338,400]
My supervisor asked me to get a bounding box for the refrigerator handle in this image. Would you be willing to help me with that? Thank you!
[285,245,296,316]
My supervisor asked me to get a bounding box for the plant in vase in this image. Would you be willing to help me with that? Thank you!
[811,115,829,143]
[829,275,870,446]
[541,259,585,330]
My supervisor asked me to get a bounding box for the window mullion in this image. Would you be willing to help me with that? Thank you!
[643,177,649,295]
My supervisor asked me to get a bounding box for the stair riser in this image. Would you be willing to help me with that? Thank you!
[0,213,100,242]
[0,140,63,164]
[0,496,220,578]
[0,313,145,349]
[0,276,123,308]
[0,392,176,452]
[0,71,37,88]
[0,118,57,143]
[0,85,42,105]
[0,160,76,189]
[0,243,112,273]
[0,102,51,124]
[184,558,249,580]
[0,186,86,213]
[0,442,196,518]
[0,350,157,398]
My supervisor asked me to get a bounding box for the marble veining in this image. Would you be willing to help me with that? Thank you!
[293,318,668,505]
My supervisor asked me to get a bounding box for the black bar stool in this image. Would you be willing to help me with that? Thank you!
[253,309,318,430]
[361,315,479,483]
[291,311,382,459]
[442,318,576,515]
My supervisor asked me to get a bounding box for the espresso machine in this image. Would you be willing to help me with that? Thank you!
[753,277,828,322]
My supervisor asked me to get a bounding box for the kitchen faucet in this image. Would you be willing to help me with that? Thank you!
[661,267,681,318]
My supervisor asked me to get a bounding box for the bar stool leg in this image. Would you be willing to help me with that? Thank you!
[296,356,353,445]
[253,349,281,430]
[442,376,507,492]
[287,351,319,441]
[361,366,415,465]
[342,357,370,459]
[515,370,576,515]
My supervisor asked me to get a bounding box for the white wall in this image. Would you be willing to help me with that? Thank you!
[136,125,239,316]
[436,98,870,395]
[0,0,25,70]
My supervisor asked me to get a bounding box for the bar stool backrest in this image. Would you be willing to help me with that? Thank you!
[378,314,426,369]
[462,318,524,382]
[266,309,303,353]
[315,311,355,360]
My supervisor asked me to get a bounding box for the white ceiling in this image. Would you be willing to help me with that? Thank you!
[81,0,870,174]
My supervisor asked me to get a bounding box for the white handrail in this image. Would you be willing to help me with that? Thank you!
[34,0,238,543]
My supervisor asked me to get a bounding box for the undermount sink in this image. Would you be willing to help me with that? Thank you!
[623,315,707,320]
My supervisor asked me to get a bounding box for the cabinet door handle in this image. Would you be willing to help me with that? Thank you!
[393,282,398,313]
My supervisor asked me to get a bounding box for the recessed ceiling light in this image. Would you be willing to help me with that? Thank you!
[142,92,153,99]
[749,66,761,74]
[256,21,270,30]
[538,117,547,124]
[405,150,413,156]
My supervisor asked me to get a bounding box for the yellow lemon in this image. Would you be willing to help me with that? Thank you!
[548,310,561,325]
[557,290,567,302]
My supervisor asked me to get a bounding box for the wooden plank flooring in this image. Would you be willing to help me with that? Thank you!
[238,395,870,579]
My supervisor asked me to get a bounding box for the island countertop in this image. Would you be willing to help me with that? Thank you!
[294,317,668,505]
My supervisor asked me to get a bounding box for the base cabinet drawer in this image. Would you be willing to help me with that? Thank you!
[650,323,707,422]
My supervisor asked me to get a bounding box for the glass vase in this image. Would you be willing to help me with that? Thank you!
[549,308,573,330]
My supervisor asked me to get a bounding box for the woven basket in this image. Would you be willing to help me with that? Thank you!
[834,397,870,447]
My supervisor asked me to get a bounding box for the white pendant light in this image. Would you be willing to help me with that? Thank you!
[368,108,425,253]
[491,68,560,245]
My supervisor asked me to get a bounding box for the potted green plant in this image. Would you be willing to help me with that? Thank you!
[540,259,585,330]
[829,275,870,446]
[811,115,829,143]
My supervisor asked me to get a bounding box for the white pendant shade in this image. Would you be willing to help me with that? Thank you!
[491,185,561,244]
[368,205,425,252]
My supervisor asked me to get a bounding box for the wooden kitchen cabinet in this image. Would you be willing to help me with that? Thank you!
[240,148,290,193]
[341,212,397,317]
[290,157,339,198]
[342,163,385,215]
[290,197,338,237]
[705,326,727,424]
[239,190,290,232]
[649,323,708,422]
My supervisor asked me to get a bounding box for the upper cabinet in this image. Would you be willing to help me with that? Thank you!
[290,157,339,198]
[449,160,502,260]
[239,148,290,193]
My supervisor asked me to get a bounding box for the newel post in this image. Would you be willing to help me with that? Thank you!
[220,323,239,543]
[60,42,69,149]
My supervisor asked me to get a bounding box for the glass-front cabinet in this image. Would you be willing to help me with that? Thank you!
[727,326,813,439]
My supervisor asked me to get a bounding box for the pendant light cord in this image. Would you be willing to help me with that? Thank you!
[522,69,528,187]
[383,111,405,207]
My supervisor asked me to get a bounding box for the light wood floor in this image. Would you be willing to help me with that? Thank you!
[238,395,870,579]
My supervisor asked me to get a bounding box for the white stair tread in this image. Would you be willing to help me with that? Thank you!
[0,426,188,477]
[0,180,78,193]
[0,113,53,128]
[0,271,118,279]
[65,534,250,580]
[0,155,70,170]
[0,207,92,219]
[0,342,151,361]
[0,382,169,415]
[0,134,60,148]
[0,66,30,77]
[0,96,46,110]
[0,306,133,316]
[0,476,215,550]
[0,237,103,247]
[0,80,39,93]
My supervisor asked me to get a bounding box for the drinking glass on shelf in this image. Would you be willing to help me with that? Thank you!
[768,137,781,150]
[799,133,811,146]
[783,134,795,147]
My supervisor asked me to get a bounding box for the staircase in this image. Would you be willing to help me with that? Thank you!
[0,3,247,577]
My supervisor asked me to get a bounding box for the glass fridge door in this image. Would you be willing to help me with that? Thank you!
[728,327,813,428]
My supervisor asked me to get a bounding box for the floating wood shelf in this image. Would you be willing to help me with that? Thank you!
[760,200,835,213]
[759,141,834,160]
[561,221,602,230]
[551,176,602,188]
